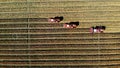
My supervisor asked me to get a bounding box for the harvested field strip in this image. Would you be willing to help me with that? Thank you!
[0,43,120,50]
[0,33,120,39]
[0,60,120,66]
[0,28,89,33]
[0,38,119,44]
[1,66,120,68]
[0,18,48,22]
[0,54,120,61]
[0,49,120,55]
[27,33,120,38]
[0,42,120,45]
[1,6,120,12]
[30,2,120,7]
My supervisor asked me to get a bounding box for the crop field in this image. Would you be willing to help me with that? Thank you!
[0,0,120,68]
